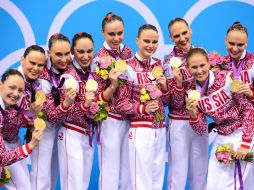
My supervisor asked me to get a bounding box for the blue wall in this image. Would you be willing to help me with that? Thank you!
[1,0,254,189]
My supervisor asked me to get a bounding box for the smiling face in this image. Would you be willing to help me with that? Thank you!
[0,75,25,107]
[136,29,159,60]
[21,50,46,80]
[72,37,94,70]
[48,41,71,70]
[187,53,210,85]
[225,30,248,60]
[102,20,124,50]
[170,21,192,52]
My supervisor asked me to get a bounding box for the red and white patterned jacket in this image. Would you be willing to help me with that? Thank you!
[92,42,133,120]
[115,54,166,128]
[163,46,193,120]
[59,60,106,135]
[39,59,73,126]
[0,96,33,142]
[175,70,254,149]
[220,50,254,103]
[0,100,31,174]
[0,135,31,175]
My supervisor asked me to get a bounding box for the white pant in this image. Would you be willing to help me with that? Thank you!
[207,129,254,190]
[4,137,31,190]
[168,119,208,190]
[58,127,94,190]
[30,122,60,190]
[129,127,166,190]
[98,117,131,190]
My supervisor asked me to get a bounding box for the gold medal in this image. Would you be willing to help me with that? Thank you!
[188,90,201,102]
[152,66,163,79]
[115,59,127,72]
[64,78,77,90]
[34,117,46,130]
[86,79,98,91]
[35,90,46,103]
[230,79,242,92]
[170,57,182,68]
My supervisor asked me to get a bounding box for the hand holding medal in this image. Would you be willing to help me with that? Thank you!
[85,79,98,108]
[34,117,46,131]
[35,90,46,103]
[152,66,168,92]
[230,79,242,93]
[170,57,183,85]
[230,60,244,93]
[186,90,200,119]
[152,66,163,79]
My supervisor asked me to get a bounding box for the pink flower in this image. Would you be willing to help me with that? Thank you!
[216,152,233,165]
[208,51,224,66]
[100,59,112,69]
[150,90,162,99]
[146,84,155,92]
[86,111,94,119]
[89,102,99,114]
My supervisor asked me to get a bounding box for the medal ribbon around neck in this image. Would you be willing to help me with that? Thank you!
[197,77,209,97]
[231,59,244,79]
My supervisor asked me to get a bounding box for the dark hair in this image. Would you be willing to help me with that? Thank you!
[48,33,70,50]
[186,47,208,66]
[1,69,24,83]
[168,18,189,33]
[71,32,94,52]
[102,12,124,32]
[226,22,248,37]
[137,24,158,38]
[23,45,45,58]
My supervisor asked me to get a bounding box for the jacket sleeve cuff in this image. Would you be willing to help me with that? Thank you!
[59,102,69,112]
[189,112,199,124]
[81,102,89,111]
[173,84,184,92]
[19,144,32,157]
[137,104,146,114]
[241,138,252,149]
[97,92,109,102]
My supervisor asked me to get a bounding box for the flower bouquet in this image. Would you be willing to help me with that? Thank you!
[208,51,224,70]
[215,144,253,166]
[140,84,164,122]
[86,101,110,121]
[0,167,11,186]
[96,56,114,80]
[96,56,127,84]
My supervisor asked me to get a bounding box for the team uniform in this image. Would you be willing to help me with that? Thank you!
[219,50,254,102]
[176,70,254,190]
[115,53,167,190]
[0,96,33,190]
[30,59,72,190]
[93,42,133,190]
[57,60,105,190]
[1,65,38,190]
[163,46,208,190]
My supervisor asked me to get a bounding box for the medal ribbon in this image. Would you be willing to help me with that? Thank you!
[197,77,209,97]
[231,60,244,79]
[234,160,244,190]
[172,46,187,67]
